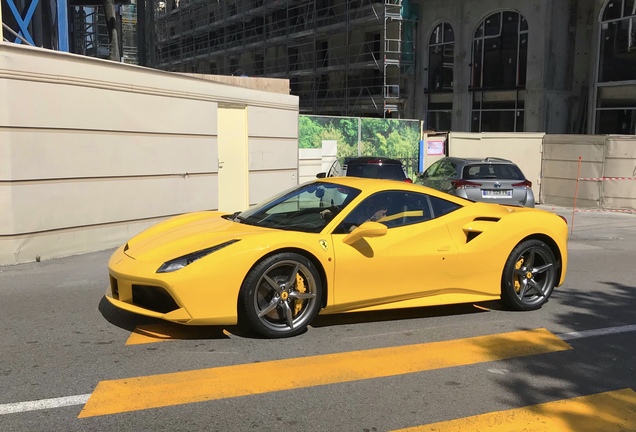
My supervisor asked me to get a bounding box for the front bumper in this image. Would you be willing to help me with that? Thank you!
[106,245,239,326]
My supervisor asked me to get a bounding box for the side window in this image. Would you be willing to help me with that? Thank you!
[335,191,432,233]
[424,160,442,177]
[327,160,341,177]
[435,160,457,178]
[429,195,461,218]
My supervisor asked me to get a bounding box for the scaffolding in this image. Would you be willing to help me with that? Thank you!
[71,7,110,59]
[153,0,416,118]
[70,1,139,64]
[121,3,139,64]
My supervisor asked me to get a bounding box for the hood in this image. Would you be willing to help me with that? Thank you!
[124,212,268,263]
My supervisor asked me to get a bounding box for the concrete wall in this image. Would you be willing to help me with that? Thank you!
[0,43,298,265]
[298,140,337,184]
[541,135,606,207]
[184,73,292,95]
[600,136,636,210]
[541,134,636,211]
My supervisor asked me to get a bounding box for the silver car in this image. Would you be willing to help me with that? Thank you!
[417,157,535,207]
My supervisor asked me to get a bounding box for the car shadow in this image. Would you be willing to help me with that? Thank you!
[98,296,249,340]
[99,296,503,340]
[311,301,500,328]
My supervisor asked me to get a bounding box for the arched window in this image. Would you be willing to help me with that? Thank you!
[596,0,636,134]
[471,11,528,132]
[428,23,454,92]
[426,22,454,131]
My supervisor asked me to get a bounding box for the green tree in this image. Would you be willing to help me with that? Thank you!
[387,124,420,158]
[298,116,325,149]
[333,118,359,149]
[319,125,358,157]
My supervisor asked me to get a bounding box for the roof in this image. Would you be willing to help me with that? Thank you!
[344,156,404,165]
[442,156,514,164]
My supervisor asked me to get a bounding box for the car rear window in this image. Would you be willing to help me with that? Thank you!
[463,164,524,180]
[346,163,406,180]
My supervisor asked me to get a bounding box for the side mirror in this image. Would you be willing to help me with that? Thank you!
[342,221,388,245]
[316,172,327,179]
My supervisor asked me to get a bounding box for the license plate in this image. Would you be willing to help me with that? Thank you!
[482,189,512,197]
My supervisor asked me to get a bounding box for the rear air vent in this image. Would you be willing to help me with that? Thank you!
[466,231,481,242]
[462,218,500,243]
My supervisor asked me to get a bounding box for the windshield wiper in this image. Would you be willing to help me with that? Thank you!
[229,211,248,223]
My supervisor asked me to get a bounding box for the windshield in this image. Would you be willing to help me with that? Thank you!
[462,163,524,180]
[346,163,406,180]
[232,182,361,233]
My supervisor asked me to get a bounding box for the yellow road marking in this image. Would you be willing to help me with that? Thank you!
[79,328,570,418]
[126,324,178,345]
[125,324,233,345]
[393,388,636,432]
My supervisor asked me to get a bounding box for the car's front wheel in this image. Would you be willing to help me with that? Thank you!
[501,239,558,311]
[239,252,322,338]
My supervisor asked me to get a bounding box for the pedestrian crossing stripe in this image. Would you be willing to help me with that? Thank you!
[79,328,571,418]
[392,388,636,431]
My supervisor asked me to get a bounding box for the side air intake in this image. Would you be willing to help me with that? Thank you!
[462,217,501,243]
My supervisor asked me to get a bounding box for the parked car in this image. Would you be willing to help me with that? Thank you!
[317,156,412,182]
[106,177,567,338]
[417,157,535,207]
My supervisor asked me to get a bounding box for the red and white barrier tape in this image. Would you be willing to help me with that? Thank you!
[578,177,636,181]
[573,208,635,214]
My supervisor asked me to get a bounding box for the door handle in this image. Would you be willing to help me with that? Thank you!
[437,245,450,251]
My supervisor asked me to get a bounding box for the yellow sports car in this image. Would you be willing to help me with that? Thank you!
[106,177,568,338]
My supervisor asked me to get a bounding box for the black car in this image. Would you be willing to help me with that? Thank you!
[317,156,412,182]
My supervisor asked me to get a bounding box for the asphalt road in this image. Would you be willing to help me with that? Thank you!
[1,206,635,431]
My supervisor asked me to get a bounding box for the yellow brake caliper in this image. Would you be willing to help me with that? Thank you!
[294,273,306,315]
[514,257,524,292]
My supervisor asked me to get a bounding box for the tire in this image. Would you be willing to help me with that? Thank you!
[239,252,322,338]
[501,239,558,311]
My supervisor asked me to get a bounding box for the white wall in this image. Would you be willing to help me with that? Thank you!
[0,43,298,265]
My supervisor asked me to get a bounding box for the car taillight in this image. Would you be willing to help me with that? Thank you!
[451,179,482,189]
[404,178,413,183]
[512,180,532,189]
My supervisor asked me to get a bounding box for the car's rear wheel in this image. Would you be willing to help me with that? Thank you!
[239,252,322,338]
[501,239,558,311]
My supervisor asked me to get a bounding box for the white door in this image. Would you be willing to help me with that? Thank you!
[217,104,249,213]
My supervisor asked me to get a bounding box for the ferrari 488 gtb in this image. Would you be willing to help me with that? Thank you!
[106,178,568,338]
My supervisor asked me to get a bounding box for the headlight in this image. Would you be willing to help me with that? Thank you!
[156,240,240,273]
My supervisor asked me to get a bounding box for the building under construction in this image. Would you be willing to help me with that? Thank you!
[152,0,417,118]
[69,1,139,64]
